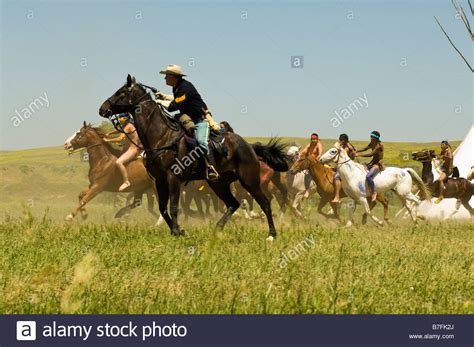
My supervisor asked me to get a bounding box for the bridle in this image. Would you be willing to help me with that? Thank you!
[104,83,162,151]
[325,147,352,168]
[103,81,184,168]
[69,128,111,160]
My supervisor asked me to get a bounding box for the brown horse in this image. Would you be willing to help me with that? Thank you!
[289,155,390,223]
[412,150,473,215]
[63,122,159,221]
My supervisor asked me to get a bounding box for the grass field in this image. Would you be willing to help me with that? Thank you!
[0,138,472,314]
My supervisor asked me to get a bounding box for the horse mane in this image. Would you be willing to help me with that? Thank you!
[92,127,124,157]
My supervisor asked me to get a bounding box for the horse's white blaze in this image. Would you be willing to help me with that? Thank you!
[64,131,78,150]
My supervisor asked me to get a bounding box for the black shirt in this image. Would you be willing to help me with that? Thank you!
[168,79,208,121]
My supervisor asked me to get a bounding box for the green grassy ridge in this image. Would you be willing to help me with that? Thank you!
[0,138,460,166]
[0,137,460,217]
[0,218,472,314]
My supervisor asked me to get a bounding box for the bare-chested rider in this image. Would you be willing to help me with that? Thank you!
[300,133,323,198]
[434,140,453,204]
[355,131,384,202]
[331,133,356,203]
[104,113,140,192]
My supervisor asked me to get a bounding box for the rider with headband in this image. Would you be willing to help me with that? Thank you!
[355,131,384,202]
[104,113,140,192]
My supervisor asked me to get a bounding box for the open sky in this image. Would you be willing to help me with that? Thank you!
[1,0,472,150]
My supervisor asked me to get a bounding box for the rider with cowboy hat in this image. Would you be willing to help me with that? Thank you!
[155,64,220,181]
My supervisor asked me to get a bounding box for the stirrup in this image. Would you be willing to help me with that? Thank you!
[206,165,219,181]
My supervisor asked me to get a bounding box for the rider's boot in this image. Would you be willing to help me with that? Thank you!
[205,149,219,182]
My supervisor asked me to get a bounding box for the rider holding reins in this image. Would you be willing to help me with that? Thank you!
[434,140,453,204]
[355,130,384,202]
[154,64,220,181]
[104,113,140,192]
[331,133,356,203]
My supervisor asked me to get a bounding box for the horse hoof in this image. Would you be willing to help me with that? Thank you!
[65,214,74,222]
[345,222,353,228]
[180,229,188,237]
[266,235,275,242]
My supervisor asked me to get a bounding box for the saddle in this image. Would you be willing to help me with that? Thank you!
[183,131,228,157]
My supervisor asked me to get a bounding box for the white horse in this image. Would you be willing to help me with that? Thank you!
[319,143,430,226]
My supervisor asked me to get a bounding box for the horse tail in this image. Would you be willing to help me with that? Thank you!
[252,138,290,172]
[406,168,432,200]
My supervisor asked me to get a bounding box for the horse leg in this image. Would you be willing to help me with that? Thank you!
[168,175,184,236]
[316,198,330,219]
[78,187,89,220]
[292,192,304,217]
[271,172,288,214]
[359,197,383,226]
[145,190,160,219]
[208,180,240,229]
[460,198,474,216]
[396,193,417,222]
[328,200,341,222]
[346,199,356,227]
[114,192,142,218]
[238,175,277,240]
[377,194,391,224]
[66,184,102,221]
[155,180,173,230]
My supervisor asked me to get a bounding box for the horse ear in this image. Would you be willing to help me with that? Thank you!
[127,74,133,86]
[83,120,86,127]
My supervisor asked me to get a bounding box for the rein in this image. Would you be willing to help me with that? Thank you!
[105,83,184,166]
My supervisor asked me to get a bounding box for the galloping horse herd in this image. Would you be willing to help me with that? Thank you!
[63,75,474,240]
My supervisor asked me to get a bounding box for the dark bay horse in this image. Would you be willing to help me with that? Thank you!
[99,75,289,240]
[412,150,473,215]
[64,122,159,221]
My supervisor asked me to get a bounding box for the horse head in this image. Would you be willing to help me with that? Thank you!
[99,74,147,119]
[289,155,311,174]
[64,121,93,153]
[319,142,349,166]
[412,150,435,162]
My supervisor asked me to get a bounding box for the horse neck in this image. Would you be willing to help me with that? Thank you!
[335,153,357,177]
[133,101,178,150]
[308,159,330,186]
[421,161,434,184]
[85,131,112,165]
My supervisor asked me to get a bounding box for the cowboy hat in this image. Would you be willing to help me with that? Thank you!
[159,64,186,77]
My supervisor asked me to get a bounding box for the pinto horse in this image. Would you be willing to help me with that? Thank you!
[99,75,289,240]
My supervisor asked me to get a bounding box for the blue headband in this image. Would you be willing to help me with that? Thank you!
[441,140,449,145]
[370,132,380,139]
